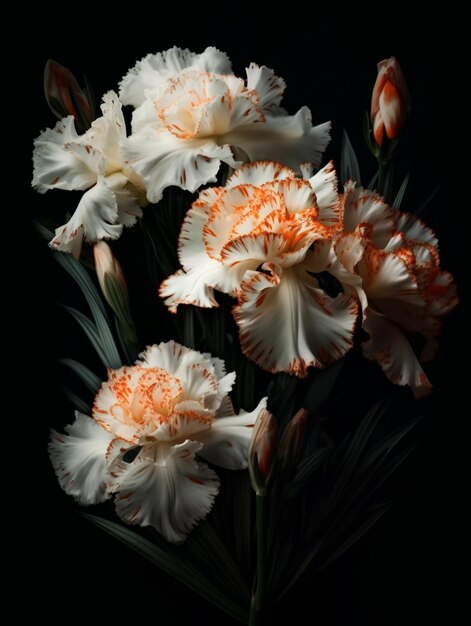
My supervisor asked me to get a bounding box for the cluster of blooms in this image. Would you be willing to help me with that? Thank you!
[33,49,457,542]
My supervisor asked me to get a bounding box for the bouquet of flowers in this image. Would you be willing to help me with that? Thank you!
[32,48,457,625]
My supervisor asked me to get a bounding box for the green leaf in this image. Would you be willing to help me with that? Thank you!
[62,387,91,414]
[62,305,121,369]
[83,74,96,118]
[54,251,108,320]
[340,129,361,184]
[82,514,249,623]
[290,446,334,492]
[315,502,391,573]
[367,172,379,189]
[393,173,410,208]
[320,400,390,517]
[360,416,421,471]
[187,519,250,606]
[416,184,442,216]
[34,220,54,241]
[363,111,377,155]
[60,358,102,393]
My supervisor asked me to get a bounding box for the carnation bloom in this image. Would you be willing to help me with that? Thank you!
[329,182,457,397]
[161,161,359,376]
[49,342,266,543]
[120,46,331,203]
[32,92,144,258]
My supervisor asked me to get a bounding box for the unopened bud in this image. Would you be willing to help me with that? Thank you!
[94,242,126,300]
[248,409,278,495]
[44,59,95,133]
[371,57,410,146]
[278,408,307,475]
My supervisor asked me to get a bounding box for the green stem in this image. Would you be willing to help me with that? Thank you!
[249,494,267,626]
[183,306,196,349]
[377,159,388,196]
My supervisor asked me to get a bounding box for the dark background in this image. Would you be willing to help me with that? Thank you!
[21,13,465,625]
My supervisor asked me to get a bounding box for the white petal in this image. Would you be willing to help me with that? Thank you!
[226,109,331,171]
[396,212,438,247]
[199,397,267,470]
[309,161,341,225]
[342,183,396,248]
[112,441,220,543]
[225,161,296,188]
[49,412,116,505]
[84,91,126,172]
[233,264,358,376]
[160,265,224,312]
[119,46,232,108]
[138,341,212,376]
[362,309,431,398]
[245,63,286,111]
[49,177,122,258]
[124,129,236,203]
[32,116,97,193]
[360,247,423,307]
[106,172,143,227]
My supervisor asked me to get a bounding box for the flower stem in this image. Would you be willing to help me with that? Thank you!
[377,159,388,197]
[249,494,267,626]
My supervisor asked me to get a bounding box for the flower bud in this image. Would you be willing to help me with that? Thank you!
[44,59,94,132]
[94,242,138,358]
[278,408,307,475]
[248,409,278,495]
[94,241,126,300]
[371,57,410,146]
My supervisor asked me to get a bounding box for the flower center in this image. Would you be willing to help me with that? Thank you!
[156,70,263,140]
[109,366,183,428]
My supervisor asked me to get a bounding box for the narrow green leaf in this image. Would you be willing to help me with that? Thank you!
[340,129,361,184]
[316,503,391,573]
[290,446,333,490]
[321,400,390,517]
[363,111,377,155]
[360,416,421,471]
[416,184,442,216]
[367,172,379,189]
[83,74,97,118]
[60,358,102,393]
[82,514,248,623]
[188,520,250,605]
[62,387,91,414]
[54,251,108,320]
[393,173,410,209]
[34,220,54,240]
[62,305,121,369]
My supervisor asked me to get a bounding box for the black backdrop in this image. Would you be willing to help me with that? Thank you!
[21,13,465,626]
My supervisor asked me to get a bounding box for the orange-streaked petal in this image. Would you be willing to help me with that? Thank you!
[233,264,358,376]
[379,80,403,139]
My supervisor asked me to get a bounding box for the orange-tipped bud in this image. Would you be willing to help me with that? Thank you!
[248,409,278,495]
[44,59,94,132]
[371,57,410,146]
